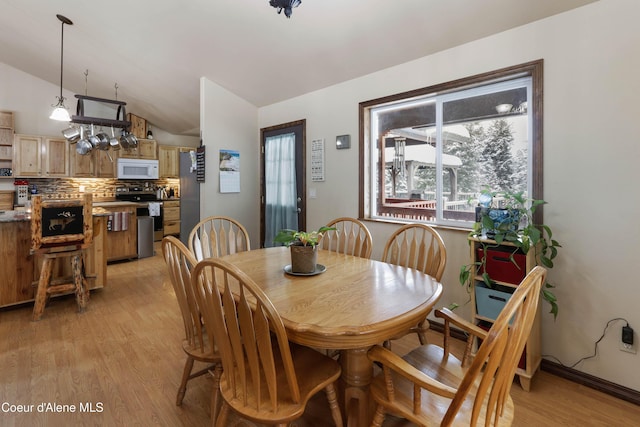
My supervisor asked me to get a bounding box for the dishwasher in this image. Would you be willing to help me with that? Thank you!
[136,208,155,259]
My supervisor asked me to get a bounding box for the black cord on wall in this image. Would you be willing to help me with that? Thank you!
[543,318,631,369]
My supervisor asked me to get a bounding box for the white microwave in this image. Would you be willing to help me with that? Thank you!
[117,158,159,180]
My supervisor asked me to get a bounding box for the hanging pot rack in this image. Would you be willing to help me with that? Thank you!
[70,94,131,129]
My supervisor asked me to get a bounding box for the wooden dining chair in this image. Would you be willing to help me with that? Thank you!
[382,223,447,345]
[188,216,251,261]
[162,236,223,417]
[191,258,344,427]
[367,266,546,427]
[320,217,373,258]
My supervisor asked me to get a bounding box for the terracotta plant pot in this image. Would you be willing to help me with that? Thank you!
[290,244,318,274]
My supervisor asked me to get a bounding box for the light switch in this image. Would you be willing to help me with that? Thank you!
[309,188,317,199]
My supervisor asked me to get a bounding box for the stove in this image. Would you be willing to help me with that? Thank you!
[115,186,159,202]
[115,186,165,241]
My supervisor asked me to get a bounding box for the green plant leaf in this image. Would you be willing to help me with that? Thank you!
[482,215,495,231]
[528,226,541,245]
[542,288,557,302]
[540,256,553,268]
[482,272,492,288]
[459,266,470,286]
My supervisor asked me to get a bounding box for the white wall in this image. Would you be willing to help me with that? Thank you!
[252,0,640,391]
[199,77,260,242]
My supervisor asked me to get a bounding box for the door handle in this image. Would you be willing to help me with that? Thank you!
[296,208,302,213]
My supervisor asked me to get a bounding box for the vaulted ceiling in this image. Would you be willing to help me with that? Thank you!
[0,0,597,135]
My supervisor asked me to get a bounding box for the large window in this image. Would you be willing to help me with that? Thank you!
[359,61,543,227]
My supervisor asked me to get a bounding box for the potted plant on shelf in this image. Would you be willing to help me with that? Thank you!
[459,190,562,318]
[274,226,335,274]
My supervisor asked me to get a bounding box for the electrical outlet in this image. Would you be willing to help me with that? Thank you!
[620,326,637,354]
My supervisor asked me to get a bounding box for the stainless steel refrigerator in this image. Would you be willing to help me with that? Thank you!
[179,151,200,246]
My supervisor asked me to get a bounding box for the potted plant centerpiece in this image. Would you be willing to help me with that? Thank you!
[459,190,562,317]
[274,226,335,274]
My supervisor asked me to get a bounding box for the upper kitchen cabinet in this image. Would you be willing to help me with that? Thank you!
[127,113,147,139]
[119,138,157,160]
[0,111,14,178]
[69,146,118,178]
[95,149,117,178]
[14,134,69,177]
[158,145,194,178]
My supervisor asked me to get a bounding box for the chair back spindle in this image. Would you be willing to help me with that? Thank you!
[188,216,250,261]
[321,217,373,259]
[382,223,446,281]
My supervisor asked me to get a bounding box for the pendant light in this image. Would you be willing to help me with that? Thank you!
[49,14,73,121]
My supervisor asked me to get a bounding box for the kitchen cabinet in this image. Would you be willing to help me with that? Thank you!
[101,205,138,262]
[0,215,106,308]
[13,134,69,177]
[127,113,147,139]
[119,138,157,160]
[0,111,13,129]
[0,111,14,178]
[69,144,93,177]
[159,145,195,178]
[69,146,118,178]
[468,237,541,391]
[163,199,180,236]
[95,149,117,177]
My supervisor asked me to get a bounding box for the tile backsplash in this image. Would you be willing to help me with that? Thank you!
[19,178,179,202]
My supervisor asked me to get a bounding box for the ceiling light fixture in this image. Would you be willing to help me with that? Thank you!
[269,0,301,18]
[49,14,73,121]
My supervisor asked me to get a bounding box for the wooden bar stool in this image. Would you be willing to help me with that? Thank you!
[31,194,93,321]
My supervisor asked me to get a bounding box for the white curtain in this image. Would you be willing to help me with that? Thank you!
[264,132,298,247]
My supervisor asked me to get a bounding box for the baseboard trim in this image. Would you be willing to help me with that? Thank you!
[430,321,640,405]
[540,359,640,405]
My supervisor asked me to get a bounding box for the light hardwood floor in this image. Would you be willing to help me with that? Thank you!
[0,243,638,426]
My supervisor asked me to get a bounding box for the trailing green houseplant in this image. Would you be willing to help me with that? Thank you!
[459,190,561,318]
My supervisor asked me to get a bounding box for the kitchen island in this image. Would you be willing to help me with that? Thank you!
[0,210,107,308]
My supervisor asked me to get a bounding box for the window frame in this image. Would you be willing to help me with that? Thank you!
[358,60,544,228]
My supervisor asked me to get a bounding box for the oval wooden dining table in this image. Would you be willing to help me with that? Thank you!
[220,246,443,427]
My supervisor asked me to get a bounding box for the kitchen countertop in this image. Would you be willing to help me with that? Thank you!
[0,209,111,223]
[0,210,30,223]
[1,198,181,223]
[93,201,145,208]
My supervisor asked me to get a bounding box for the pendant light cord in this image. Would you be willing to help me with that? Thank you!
[58,18,64,100]
[55,14,73,103]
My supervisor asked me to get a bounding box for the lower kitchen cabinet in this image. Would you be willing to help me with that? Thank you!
[102,205,138,262]
[163,200,180,236]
